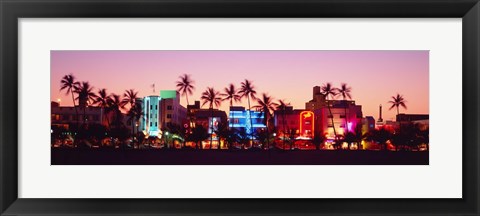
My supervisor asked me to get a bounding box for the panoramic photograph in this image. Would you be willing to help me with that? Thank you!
[50,50,429,165]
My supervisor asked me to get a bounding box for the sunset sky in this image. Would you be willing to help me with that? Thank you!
[51,50,429,121]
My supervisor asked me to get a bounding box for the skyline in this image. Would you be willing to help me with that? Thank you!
[51,50,429,121]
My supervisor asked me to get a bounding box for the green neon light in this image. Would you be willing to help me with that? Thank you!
[160,90,177,99]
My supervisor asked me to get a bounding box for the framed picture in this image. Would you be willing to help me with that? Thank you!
[1,0,479,215]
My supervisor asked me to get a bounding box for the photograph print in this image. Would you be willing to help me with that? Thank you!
[50,50,429,165]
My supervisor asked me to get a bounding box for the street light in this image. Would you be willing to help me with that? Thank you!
[164,132,169,148]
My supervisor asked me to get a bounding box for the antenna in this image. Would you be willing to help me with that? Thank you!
[151,83,155,94]
[378,104,383,122]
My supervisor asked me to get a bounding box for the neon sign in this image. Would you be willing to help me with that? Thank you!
[299,111,314,138]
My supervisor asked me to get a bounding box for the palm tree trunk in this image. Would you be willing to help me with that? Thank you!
[327,101,337,147]
[344,104,348,133]
[83,107,87,126]
[230,101,234,150]
[282,109,286,150]
[210,106,214,149]
[185,94,190,149]
[71,92,79,128]
[247,96,253,147]
[106,112,111,129]
[132,119,135,148]
[265,113,269,150]
[71,92,79,147]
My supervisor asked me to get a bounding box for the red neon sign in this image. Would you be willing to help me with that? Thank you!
[299,111,314,138]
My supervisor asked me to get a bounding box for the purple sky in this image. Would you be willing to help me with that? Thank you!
[51,50,429,121]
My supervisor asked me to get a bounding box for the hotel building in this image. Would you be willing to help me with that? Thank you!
[138,90,187,137]
[274,86,364,141]
[229,106,266,137]
[159,90,187,128]
[51,101,105,130]
[187,100,228,148]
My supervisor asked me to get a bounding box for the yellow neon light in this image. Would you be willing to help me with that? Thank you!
[299,111,314,137]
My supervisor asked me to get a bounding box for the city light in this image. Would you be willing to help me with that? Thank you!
[299,111,314,138]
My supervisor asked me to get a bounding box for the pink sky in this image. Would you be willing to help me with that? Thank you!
[51,50,429,121]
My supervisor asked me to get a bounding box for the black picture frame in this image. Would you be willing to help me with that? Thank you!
[1,0,479,215]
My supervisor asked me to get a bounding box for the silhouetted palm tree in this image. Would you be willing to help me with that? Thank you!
[321,82,338,140]
[276,99,290,149]
[221,83,241,132]
[176,74,195,106]
[122,89,138,140]
[127,104,143,148]
[92,88,112,128]
[337,83,352,133]
[238,79,257,144]
[176,74,195,131]
[74,82,96,125]
[107,94,124,128]
[253,93,278,149]
[60,74,80,128]
[122,89,138,109]
[388,93,407,116]
[201,87,222,149]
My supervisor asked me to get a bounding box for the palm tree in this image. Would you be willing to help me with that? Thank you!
[321,83,338,141]
[388,93,407,116]
[238,79,257,144]
[122,89,138,109]
[276,99,290,149]
[92,88,112,128]
[221,83,241,131]
[127,104,143,148]
[122,89,138,139]
[176,74,195,106]
[74,82,96,126]
[107,94,124,128]
[60,74,80,129]
[337,83,352,133]
[200,87,222,149]
[176,74,195,133]
[253,93,278,149]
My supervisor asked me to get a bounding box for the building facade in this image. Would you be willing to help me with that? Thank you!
[159,90,187,128]
[192,107,228,149]
[51,101,105,130]
[139,95,161,137]
[138,91,188,137]
[229,106,266,137]
[318,100,363,140]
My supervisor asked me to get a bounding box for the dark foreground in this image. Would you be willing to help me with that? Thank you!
[51,148,429,165]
